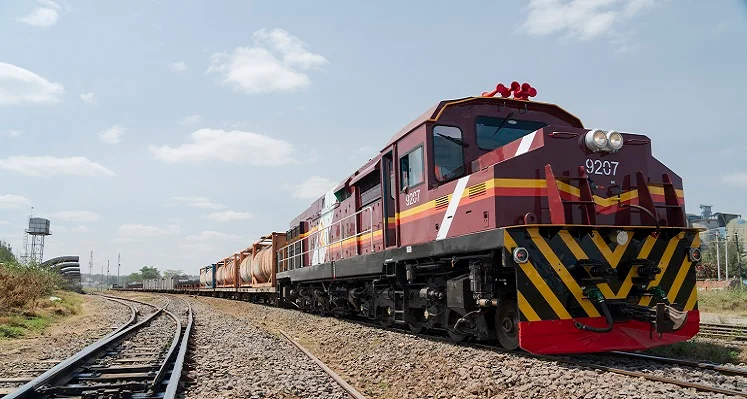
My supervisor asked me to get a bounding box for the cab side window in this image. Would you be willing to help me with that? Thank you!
[400,146,423,190]
[433,125,465,182]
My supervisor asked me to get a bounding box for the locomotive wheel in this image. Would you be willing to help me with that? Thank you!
[495,300,519,350]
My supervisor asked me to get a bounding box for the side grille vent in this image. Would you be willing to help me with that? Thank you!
[435,195,449,209]
[468,182,487,198]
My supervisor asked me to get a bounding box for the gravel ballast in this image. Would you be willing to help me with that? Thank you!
[185,296,739,399]
[181,297,347,399]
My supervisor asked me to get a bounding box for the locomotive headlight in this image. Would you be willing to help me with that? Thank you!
[585,129,608,152]
[607,131,624,151]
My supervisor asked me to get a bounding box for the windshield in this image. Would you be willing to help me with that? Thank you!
[475,116,547,151]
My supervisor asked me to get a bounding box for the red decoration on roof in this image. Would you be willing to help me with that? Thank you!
[482,81,537,100]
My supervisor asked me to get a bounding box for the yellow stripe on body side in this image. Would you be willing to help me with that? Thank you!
[518,292,541,322]
[529,229,600,318]
[299,178,686,235]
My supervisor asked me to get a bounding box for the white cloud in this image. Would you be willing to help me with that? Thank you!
[80,92,97,105]
[0,194,30,209]
[172,196,225,210]
[180,114,202,125]
[70,225,89,233]
[1,130,23,138]
[170,61,188,72]
[0,62,64,105]
[149,129,296,166]
[522,0,658,40]
[0,220,10,225]
[204,210,254,222]
[288,175,337,199]
[54,225,67,233]
[207,28,328,94]
[0,156,115,177]
[99,125,125,144]
[722,173,747,187]
[186,230,242,241]
[17,0,59,28]
[118,224,180,237]
[47,210,100,223]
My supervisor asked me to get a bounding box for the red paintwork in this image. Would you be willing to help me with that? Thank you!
[518,311,700,354]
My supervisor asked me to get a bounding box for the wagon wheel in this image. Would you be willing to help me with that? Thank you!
[446,310,468,342]
[495,300,519,350]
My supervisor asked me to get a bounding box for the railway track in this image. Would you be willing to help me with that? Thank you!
[347,318,747,397]
[279,330,368,399]
[698,322,747,341]
[2,294,192,399]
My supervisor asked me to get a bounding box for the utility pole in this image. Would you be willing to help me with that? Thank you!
[106,259,110,290]
[736,231,743,289]
[726,237,730,281]
[100,260,103,291]
[715,231,721,281]
[88,250,93,288]
[117,253,121,287]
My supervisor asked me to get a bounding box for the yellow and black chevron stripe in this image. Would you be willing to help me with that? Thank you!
[505,226,700,323]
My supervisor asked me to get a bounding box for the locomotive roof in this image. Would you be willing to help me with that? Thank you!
[384,96,583,148]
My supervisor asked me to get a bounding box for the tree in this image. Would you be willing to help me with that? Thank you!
[0,241,16,265]
[124,272,142,283]
[139,266,160,279]
[701,237,746,279]
[163,269,184,278]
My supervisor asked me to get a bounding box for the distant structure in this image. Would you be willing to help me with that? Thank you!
[41,256,82,293]
[687,204,742,244]
[22,216,51,264]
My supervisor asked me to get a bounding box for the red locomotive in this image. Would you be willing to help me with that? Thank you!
[164,82,703,354]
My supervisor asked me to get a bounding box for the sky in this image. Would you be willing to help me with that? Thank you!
[1,0,746,276]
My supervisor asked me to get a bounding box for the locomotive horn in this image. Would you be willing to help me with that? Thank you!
[496,83,511,98]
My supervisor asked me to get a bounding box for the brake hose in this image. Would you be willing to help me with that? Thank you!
[574,287,614,333]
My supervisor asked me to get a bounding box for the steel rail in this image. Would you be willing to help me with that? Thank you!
[279,330,368,399]
[610,351,747,377]
[162,296,194,399]
[3,298,165,399]
[547,355,747,397]
[148,308,182,393]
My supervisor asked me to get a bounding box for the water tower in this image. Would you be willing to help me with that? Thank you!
[22,217,51,264]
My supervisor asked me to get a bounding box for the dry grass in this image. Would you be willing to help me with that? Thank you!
[645,338,744,364]
[0,262,61,312]
[0,290,82,339]
[0,262,78,339]
[698,288,747,316]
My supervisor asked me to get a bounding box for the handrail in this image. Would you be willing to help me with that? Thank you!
[277,206,375,272]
